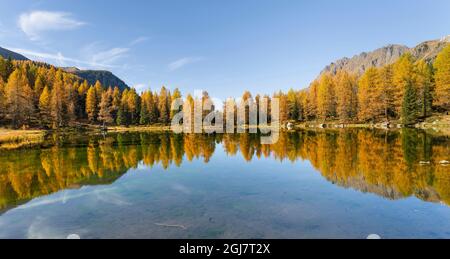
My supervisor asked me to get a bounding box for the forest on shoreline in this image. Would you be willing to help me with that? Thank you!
[0,44,449,130]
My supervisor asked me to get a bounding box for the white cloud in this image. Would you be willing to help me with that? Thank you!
[6,47,115,68]
[91,47,129,66]
[133,83,149,93]
[27,217,62,239]
[129,36,149,46]
[17,186,126,211]
[168,57,204,71]
[80,42,130,68]
[18,10,85,40]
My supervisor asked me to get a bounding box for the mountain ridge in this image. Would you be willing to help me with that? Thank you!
[0,47,29,61]
[0,46,129,90]
[320,36,450,76]
[61,67,129,91]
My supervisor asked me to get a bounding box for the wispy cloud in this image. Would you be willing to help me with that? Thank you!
[129,36,149,46]
[18,10,85,40]
[133,83,149,93]
[6,47,115,68]
[27,216,63,239]
[91,47,129,66]
[79,42,130,68]
[168,57,204,71]
[17,186,128,211]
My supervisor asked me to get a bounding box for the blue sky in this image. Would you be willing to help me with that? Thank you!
[0,0,449,99]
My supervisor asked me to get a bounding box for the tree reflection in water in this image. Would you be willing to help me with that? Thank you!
[0,129,449,213]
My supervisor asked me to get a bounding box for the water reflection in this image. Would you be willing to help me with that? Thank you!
[0,129,449,214]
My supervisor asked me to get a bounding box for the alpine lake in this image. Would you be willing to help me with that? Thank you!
[0,128,449,239]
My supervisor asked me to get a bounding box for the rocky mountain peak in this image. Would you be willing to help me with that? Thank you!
[320,37,449,77]
[321,44,409,76]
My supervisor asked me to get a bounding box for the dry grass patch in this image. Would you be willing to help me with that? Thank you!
[0,129,46,150]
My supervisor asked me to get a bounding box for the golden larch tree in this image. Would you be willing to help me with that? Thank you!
[378,65,396,120]
[111,86,121,121]
[4,67,34,127]
[335,71,358,122]
[39,86,51,128]
[158,86,170,124]
[434,44,450,110]
[127,88,140,124]
[317,73,336,121]
[305,80,319,120]
[34,75,45,108]
[50,70,67,128]
[358,67,381,121]
[415,60,434,117]
[287,89,300,121]
[393,53,417,115]
[0,77,5,120]
[86,86,98,123]
[98,90,114,126]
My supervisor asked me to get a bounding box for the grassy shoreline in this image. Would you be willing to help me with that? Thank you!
[293,114,450,134]
[0,129,47,150]
[107,125,172,132]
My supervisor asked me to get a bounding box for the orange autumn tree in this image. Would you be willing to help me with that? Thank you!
[434,44,450,110]
[393,53,417,116]
[86,86,97,123]
[358,67,381,122]
[335,71,358,122]
[4,67,34,127]
[317,73,336,121]
[38,86,51,128]
[415,60,434,117]
[0,77,5,121]
[378,65,396,121]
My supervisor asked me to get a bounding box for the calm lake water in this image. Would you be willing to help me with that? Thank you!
[0,129,449,239]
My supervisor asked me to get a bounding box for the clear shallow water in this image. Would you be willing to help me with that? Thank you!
[0,129,449,239]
